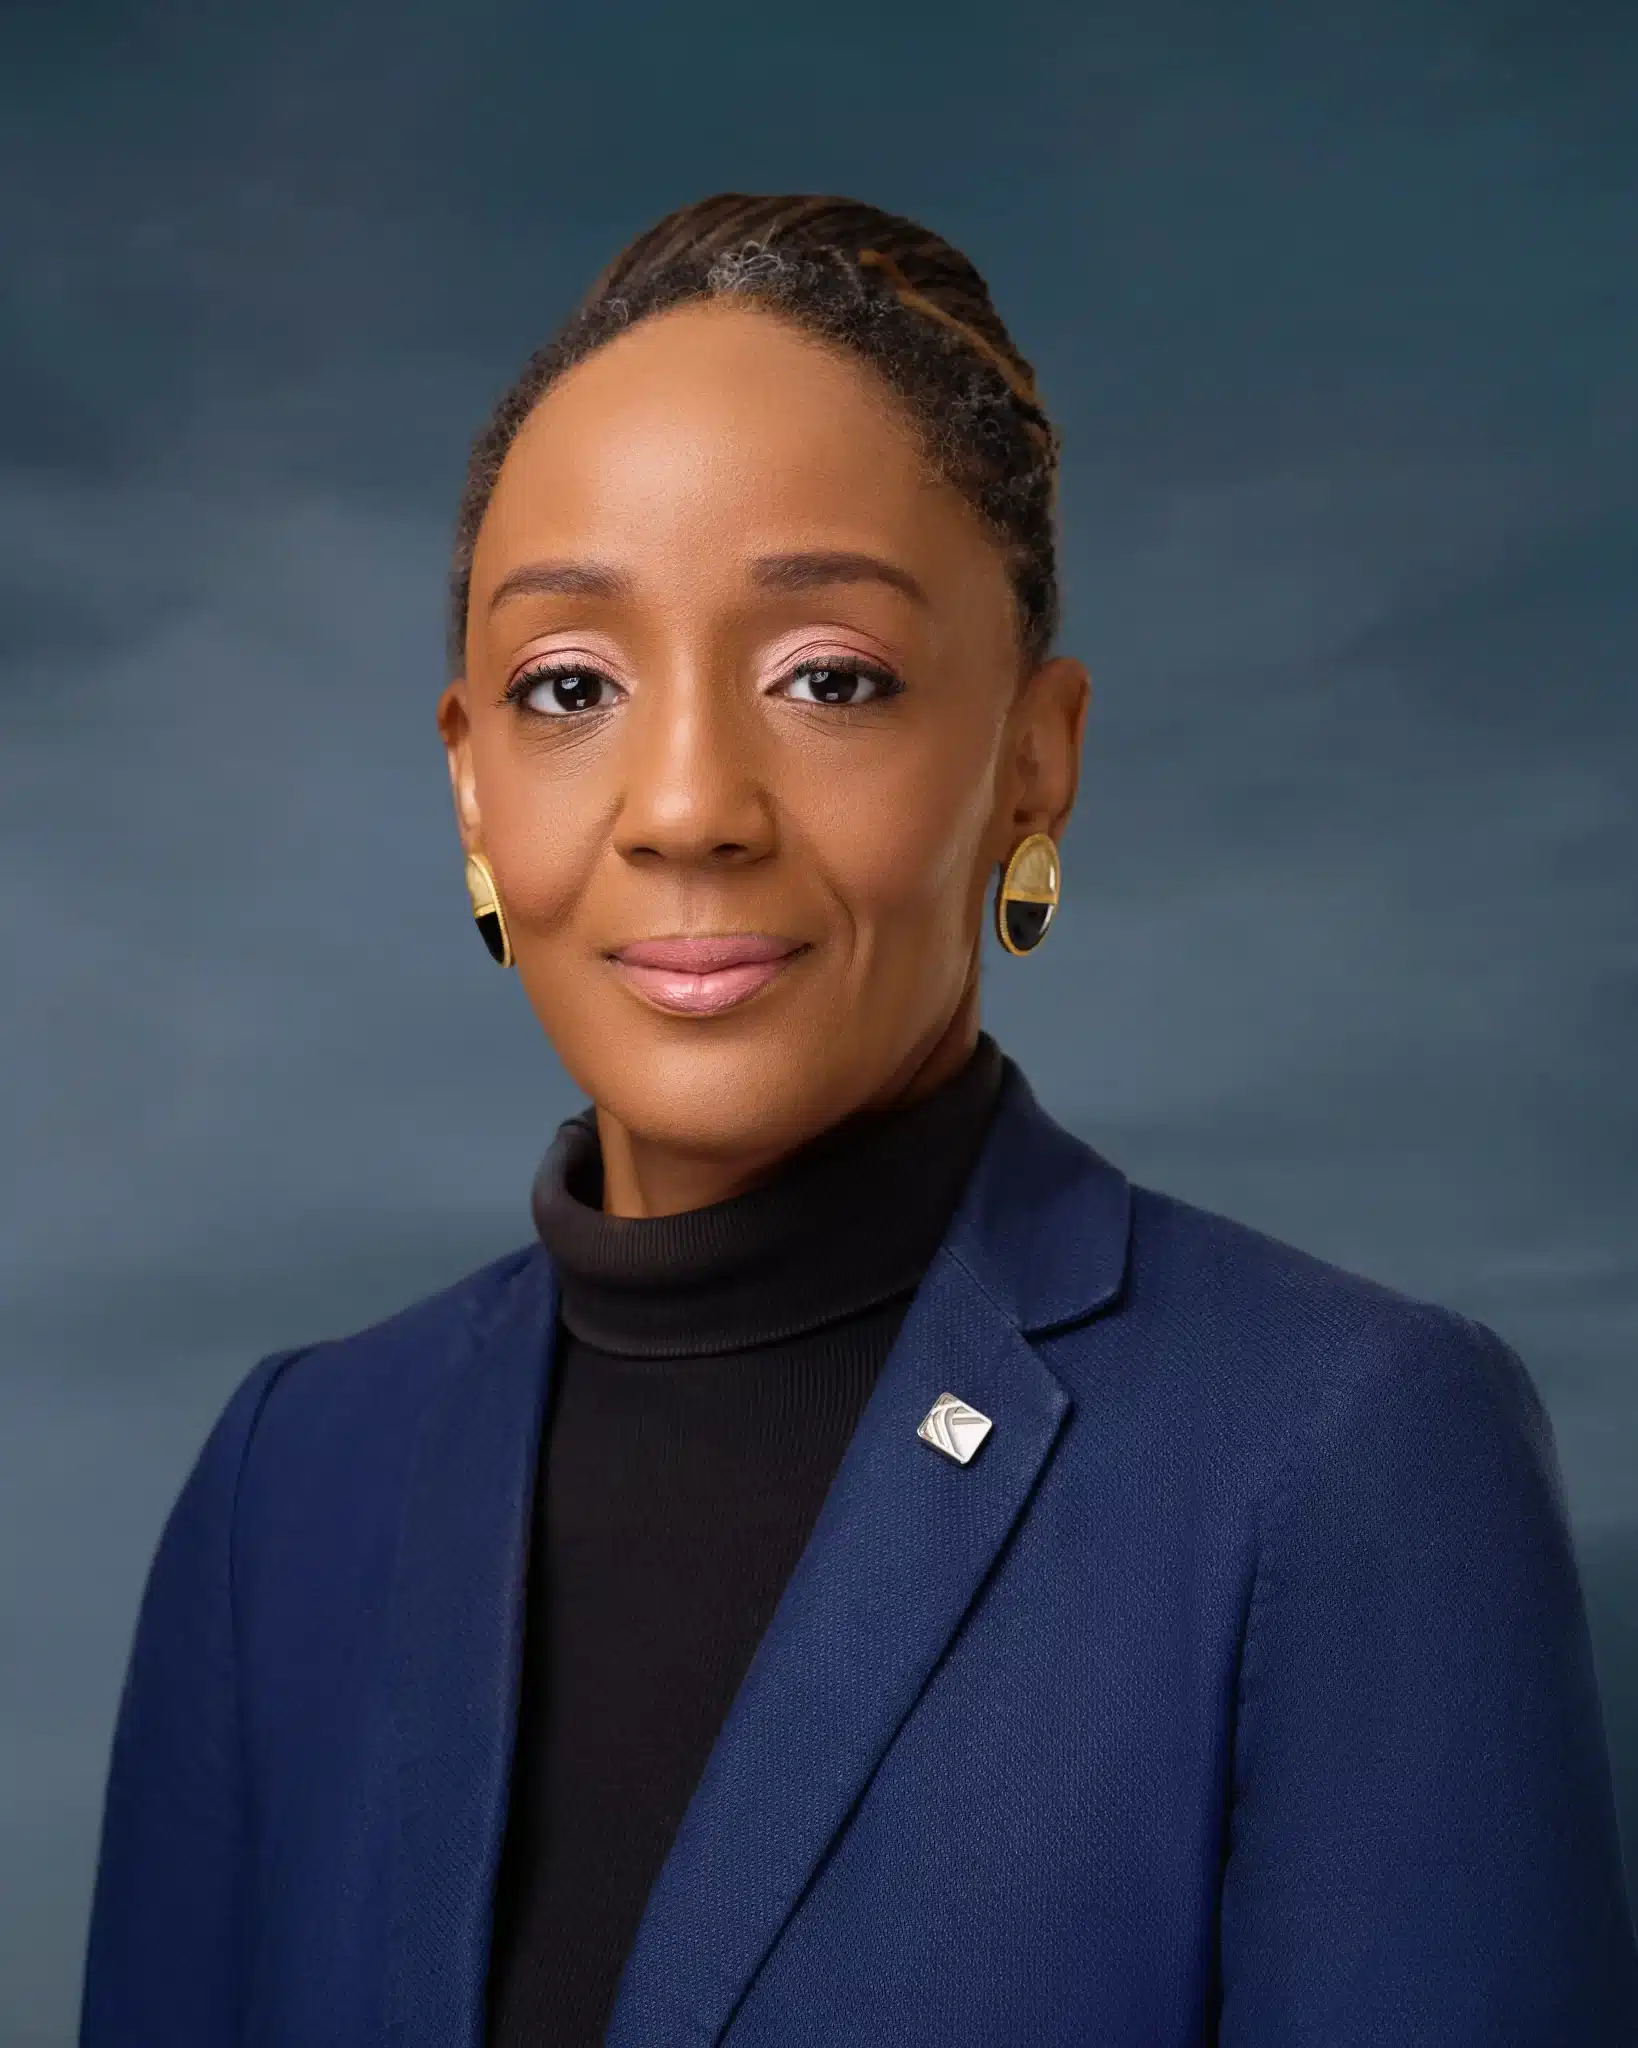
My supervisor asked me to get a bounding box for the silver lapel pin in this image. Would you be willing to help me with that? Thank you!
[917,1391,994,1466]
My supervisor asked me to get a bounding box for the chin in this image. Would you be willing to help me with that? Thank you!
[568,1018,862,1157]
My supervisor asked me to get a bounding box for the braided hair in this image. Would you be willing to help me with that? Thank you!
[449,192,1063,677]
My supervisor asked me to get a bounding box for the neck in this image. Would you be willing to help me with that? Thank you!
[594,991,982,1219]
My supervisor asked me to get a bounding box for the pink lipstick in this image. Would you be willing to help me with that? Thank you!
[608,935,807,1016]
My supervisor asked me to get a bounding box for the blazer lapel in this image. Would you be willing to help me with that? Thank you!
[606,1062,1132,2048]
[384,1247,559,2048]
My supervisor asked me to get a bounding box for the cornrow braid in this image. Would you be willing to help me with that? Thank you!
[449,193,1062,676]
[854,247,1055,440]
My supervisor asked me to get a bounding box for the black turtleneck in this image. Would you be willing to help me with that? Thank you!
[485,1032,1007,2048]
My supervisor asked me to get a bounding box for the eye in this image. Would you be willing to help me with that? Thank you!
[780,656,904,707]
[504,662,622,716]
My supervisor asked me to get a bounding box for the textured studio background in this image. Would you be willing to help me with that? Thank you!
[2,0,1635,2038]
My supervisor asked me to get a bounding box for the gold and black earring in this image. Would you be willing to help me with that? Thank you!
[995,832,1061,956]
[464,852,514,968]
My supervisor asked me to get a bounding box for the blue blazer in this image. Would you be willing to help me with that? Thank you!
[82,1059,1638,2045]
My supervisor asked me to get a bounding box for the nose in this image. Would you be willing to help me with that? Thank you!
[610,667,777,870]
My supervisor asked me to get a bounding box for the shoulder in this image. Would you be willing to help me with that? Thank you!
[128,1244,550,1706]
[179,1244,544,1547]
[1049,1174,1585,1702]
[1080,1174,1556,1520]
[248,1241,541,1430]
[1126,1175,1511,1354]
[991,1072,1541,1480]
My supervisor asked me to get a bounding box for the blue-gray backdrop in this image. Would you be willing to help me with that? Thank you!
[2,1,1634,2039]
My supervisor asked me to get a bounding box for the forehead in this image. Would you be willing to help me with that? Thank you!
[476,302,987,573]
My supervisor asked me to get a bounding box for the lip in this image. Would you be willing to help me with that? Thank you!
[607,934,809,1016]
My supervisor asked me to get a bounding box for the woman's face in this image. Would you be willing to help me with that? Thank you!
[440,301,1087,1196]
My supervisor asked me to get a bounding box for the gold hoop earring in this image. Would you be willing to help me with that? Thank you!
[464,852,514,968]
[995,832,1060,956]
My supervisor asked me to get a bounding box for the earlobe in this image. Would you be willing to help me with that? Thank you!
[451,758,483,844]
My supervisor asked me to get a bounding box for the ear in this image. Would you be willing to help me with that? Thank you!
[436,679,484,851]
[1003,655,1090,843]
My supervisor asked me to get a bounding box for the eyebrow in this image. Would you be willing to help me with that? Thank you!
[751,549,930,609]
[486,548,930,616]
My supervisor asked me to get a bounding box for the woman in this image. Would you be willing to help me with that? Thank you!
[81,193,1637,2047]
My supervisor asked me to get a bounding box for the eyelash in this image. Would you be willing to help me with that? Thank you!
[500,654,905,717]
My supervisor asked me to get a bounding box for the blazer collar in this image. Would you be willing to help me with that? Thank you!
[382,1055,1131,2048]
[941,1053,1132,1337]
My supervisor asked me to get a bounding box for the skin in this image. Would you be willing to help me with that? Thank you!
[438,300,1089,1219]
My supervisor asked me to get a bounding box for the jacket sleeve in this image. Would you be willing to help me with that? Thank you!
[1218,1308,1638,2045]
[79,1349,302,2046]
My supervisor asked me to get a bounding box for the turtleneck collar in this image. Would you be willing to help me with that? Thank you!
[530,1032,1006,1359]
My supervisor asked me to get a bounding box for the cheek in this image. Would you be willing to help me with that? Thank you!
[469,724,603,933]
[809,753,993,936]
